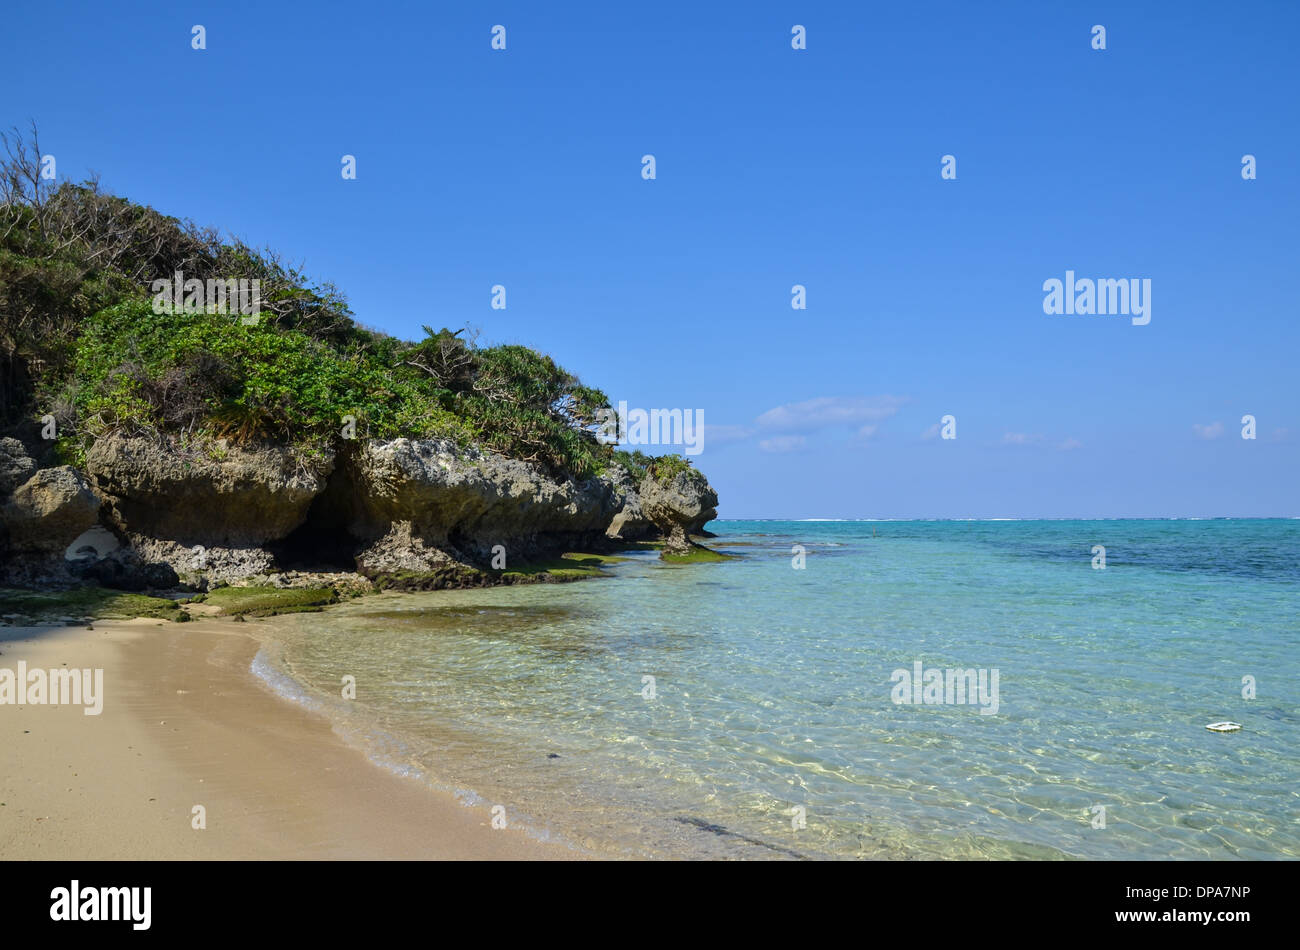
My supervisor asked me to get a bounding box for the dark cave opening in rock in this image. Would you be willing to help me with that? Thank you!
[266,467,360,572]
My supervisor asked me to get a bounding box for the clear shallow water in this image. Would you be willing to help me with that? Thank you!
[254,520,1300,859]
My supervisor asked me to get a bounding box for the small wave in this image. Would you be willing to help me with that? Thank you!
[251,647,324,714]
[249,645,579,854]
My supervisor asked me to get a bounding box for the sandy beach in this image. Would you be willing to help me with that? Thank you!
[0,618,577,860]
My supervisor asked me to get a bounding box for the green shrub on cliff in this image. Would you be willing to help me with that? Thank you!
[0,126,621,481]
[69,300,470,454]
[609,449,654,480]
[649,453,693,484]
[61,304,614,477]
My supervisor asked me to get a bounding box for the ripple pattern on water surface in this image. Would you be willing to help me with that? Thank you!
[254,521,1300,859]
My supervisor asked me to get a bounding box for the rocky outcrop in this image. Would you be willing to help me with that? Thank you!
[639,468,719,555]
[59,524,169,590]
[601,466,656,541]
[343,438,617,574]
[0,438,37,495]
[87,435,332,546]
[1,431,723,589]
[67,546,180,591]
[81,435,332,582]
[4,435,630,584]
[2,466,100,555]
[0,463,104,584]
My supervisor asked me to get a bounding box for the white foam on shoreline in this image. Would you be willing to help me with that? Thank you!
[249,643,576,853]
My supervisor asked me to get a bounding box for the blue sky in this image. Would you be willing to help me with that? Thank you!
[5,0,1297,517]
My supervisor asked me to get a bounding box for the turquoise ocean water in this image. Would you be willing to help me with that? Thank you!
[253,520,1299,859]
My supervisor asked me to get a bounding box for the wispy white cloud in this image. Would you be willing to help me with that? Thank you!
[758,435,807,454]
[1001,432,1044,446]
[1193,422,1225,440]
[704,424,755,447]
[1000,432,1081,450]
[921,422,941,440]
[756,395,906,433]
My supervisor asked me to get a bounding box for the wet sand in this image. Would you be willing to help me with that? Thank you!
[0,618,577,859]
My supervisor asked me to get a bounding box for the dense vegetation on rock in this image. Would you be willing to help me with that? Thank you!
[1,126,721,590]
[0,125,659,483]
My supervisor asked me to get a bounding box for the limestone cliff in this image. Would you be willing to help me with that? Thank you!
[0,434,720,588]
